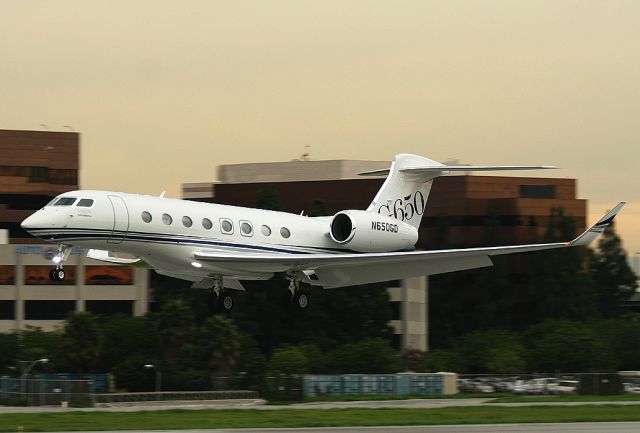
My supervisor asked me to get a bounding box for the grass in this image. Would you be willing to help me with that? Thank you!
[294,393,508,403]
[491,393,640,403]
[2,406,640,432]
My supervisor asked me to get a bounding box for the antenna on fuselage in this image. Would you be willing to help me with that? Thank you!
[159,191,166,198]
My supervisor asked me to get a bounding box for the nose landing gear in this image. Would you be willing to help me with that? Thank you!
[49,244,70,282]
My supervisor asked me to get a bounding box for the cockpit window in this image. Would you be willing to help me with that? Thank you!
[76,199,94,207]
[53,197,77,206]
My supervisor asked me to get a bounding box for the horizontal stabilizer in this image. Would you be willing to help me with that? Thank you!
[359,165,555,176]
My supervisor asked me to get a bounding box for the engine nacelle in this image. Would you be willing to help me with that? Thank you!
[329,210,418,252]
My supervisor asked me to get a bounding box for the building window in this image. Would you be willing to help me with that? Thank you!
[0,301,15,320]
[261,225,272,236]
[25,300,75,320]
[0,265,15,285]
[519,184,556,199]
[141,211,152,223]
[240,221,253,236]
[202,218,213,230]
[389,301,402,321]
[77,198,94,207]
[85,300,134,316]
[162,213,173,225]
[24,266,76,285]
[85,266,133,285]
[220,219,233,234]
[280,227,291,238]
[182,216,193,227]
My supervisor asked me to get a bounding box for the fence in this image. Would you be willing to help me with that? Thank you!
[302,373,458,398]
[0,376,96,406]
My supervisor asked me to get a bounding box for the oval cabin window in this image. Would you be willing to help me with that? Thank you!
[162,213,173,225]
[202,218,213,230]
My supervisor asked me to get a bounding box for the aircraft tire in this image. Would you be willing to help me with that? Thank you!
[218,292,234,313]
[52,268,65,281]
[293,291,310,311]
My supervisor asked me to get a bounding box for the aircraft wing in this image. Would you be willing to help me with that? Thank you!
[194,202,624,288]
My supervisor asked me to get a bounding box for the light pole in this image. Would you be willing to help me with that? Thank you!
[20,358,48,404]
[144,364,162,393]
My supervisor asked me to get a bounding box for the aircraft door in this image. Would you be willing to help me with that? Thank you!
[107,195,129,244]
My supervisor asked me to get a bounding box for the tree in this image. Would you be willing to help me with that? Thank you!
[198,316,241,373]
[98,315,158,372]
[524,319,615,372]
[529,207,598,322]
[593,319,640,371]
[62,312,104,374]
[455,330,526,374]
[266,346,309,376]
[252,186,281,211]
[590,222,638,318]
[308,199,329,217]
[0,333,19,374]
[329,338,399,373]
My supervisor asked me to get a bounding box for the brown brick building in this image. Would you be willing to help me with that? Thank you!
[201,175,586,249]
[0,129,79,243]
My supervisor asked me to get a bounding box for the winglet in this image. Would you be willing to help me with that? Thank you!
[570,202,626,246]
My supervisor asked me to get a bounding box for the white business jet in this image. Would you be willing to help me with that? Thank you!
[21,154,624,312]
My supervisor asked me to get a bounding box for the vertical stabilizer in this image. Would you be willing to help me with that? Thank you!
[361,154,444,229]
[359,154,554,229]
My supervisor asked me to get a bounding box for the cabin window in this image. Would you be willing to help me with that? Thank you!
[280,227,291,238]
[240,221,253,236]
[53,197,77,206]
[77,198,94,207]
[202,218,213,230]
[220,218,233,234]
[162,213,173,225]
[141,211,152,223]
[261,225,272,236]
[182,216,193,227]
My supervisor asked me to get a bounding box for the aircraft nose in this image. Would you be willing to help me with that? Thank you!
[21,212,47,231]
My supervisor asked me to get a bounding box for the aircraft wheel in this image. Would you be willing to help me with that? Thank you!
[293,290,310,311]
[218,292,234,313]
[51,268,65,281]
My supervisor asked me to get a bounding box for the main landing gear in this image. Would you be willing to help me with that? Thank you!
[49,244,69,282]
[207,276,234,314]
[287,276,309,311]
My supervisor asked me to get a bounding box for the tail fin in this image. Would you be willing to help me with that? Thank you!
[359,154,554,229]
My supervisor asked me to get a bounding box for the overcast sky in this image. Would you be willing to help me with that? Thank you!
[1,0,638,257]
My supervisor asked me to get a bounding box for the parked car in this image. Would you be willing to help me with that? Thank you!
[514,378,559,395]
[556,380,579,395]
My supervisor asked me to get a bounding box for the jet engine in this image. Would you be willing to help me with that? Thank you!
[329,210,418,252]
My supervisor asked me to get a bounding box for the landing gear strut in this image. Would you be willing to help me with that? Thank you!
[287,276,309,311]
[49,244,69,282]
[207,276,233,314]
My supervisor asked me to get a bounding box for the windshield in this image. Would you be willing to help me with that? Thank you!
[52,197,77,206]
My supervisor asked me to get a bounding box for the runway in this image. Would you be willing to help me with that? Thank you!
[40,422,640,433]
